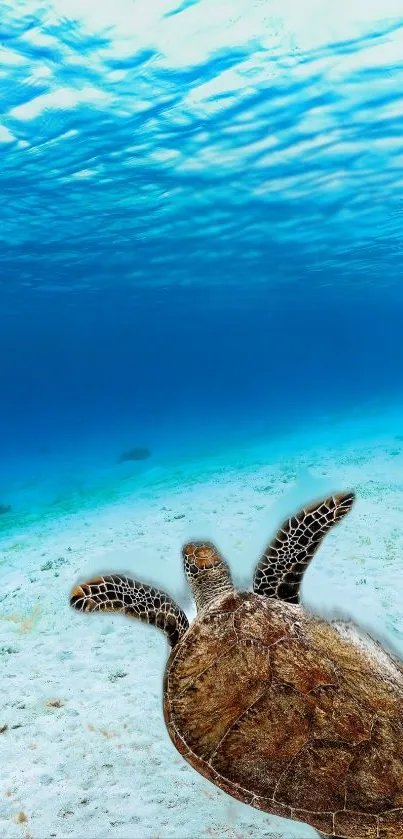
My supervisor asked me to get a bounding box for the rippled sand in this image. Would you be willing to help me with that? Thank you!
[1,416,403,839]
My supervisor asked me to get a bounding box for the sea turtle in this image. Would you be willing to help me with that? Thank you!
[70,491,403,839]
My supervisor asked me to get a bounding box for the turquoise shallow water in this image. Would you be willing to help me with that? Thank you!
[0,398,401,538]
[1,1,403,486]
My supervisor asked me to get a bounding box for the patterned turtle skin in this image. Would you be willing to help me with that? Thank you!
[70,491,403,839]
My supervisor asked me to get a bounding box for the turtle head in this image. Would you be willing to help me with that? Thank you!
[182,541,234,612]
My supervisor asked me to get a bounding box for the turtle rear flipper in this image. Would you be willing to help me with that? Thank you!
[70,574,189,648]
[253,491,355,604]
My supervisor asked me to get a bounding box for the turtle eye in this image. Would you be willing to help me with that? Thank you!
[182,542,222,570]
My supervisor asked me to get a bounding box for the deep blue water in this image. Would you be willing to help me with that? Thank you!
[1,1,403,510]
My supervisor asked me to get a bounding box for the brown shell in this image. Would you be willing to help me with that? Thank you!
[163,592,403,839]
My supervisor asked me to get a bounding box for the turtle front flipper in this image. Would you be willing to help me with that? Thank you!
[70,575,189,648]
[253,491,355,604]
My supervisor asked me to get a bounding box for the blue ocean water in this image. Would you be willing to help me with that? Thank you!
[2,6,403,838]
[1,0,403,525]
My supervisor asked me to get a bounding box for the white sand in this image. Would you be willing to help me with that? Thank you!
[1,415,403,839]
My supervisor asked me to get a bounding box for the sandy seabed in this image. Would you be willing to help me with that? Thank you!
[1,414,403,839]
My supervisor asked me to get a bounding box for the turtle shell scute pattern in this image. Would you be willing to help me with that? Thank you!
[164,592,403,839]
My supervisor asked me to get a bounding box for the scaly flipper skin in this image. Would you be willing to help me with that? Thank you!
[253,491,355,604]
[70,575,189,648]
